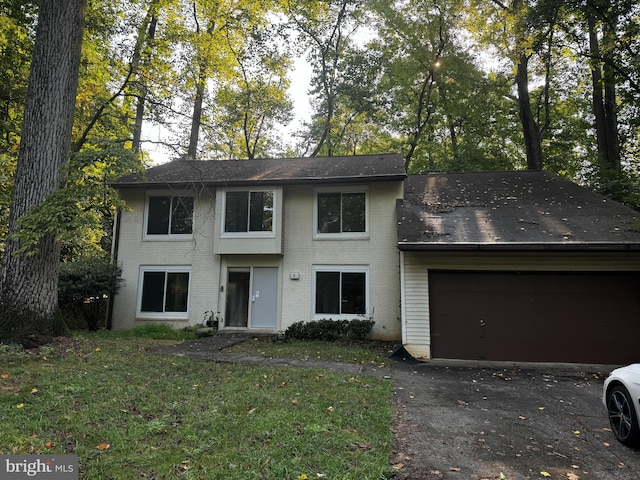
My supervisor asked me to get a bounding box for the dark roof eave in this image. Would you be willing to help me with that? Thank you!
[397,242,640,252]
[112,173,407,189]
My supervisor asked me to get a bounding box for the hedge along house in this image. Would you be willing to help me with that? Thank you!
[397,171,640,365]
[110,154,406,340]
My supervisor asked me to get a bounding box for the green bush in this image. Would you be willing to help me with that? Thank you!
[58,258,123,331]
[284,318,374,342]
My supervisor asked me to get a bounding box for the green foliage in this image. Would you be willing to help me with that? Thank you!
[58,257,123,331]
[10,143,141,259]
[284,319,375,342]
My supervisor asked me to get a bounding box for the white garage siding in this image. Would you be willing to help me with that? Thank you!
[401,252,431,358]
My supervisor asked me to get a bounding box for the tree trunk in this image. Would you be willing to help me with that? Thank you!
[515,53,543,170]
[132,12,159,154]
[0,0,86,318]
[187,67,206,160]
[587,3,620,170]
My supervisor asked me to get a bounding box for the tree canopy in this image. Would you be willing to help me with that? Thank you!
[1,0,639,264]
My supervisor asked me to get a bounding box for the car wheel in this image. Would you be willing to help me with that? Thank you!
[607,384,640,446]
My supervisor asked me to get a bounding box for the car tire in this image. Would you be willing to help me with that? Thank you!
[606,384,640,446]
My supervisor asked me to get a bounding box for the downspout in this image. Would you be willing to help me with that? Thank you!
[400,250,407,346]
[106,208,122,330]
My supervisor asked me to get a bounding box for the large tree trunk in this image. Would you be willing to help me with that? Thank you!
[515,53,543,170]
[0,0,86,319]
[132,11,159,154]
[587,4,620,170]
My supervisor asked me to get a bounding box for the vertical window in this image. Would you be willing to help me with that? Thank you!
[317,192,365,234]
[315,268,367,315]
[147,195,193,235]
[140,269,190,314]
[224,190,273,233]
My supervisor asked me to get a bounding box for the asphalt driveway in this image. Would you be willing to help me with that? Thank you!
[390,361,640,480]
[153,336,640,479]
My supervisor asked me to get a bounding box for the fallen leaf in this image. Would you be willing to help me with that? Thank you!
[327,406,334,412]
[31,388,38,394]
[291,399,298,405]
[248,408,256,414]
[540,472,551,477]
[391,463,404,470]
[566,472,580,480]
[16,403,25,409]
[95,348,101,352]
[538,406,545,410]
[96,443,110,451]
[1,373,8,379]
[573,430,580,435]
[44,442,54,449]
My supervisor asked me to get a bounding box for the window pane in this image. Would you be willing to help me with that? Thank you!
[225,191,249,232]
[315,271,340,314]
[165,272,189,312]
[341,193,365,232]
[171,196,194,234]
[141,271,165,312]
[317,193,341,233]
[249,191,273,232]
[341,272,366,314]
[147,196,170,234]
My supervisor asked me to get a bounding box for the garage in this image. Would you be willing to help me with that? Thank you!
[428,270,640,364]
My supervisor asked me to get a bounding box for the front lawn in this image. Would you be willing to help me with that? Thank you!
[0,333,395,479]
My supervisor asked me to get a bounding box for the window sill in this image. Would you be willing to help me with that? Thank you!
[143,235,194,242]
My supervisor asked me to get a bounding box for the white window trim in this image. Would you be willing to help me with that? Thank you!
[313,185,369,240]
[221,187,277,238]
[312,265,370,320]
[137,265,192,319]
[143,190,195,241]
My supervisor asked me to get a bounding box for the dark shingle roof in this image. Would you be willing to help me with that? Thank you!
[397,171,640,251]
[113,154,406,188]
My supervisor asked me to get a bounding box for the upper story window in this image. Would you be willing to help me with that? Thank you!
[146,195,194,236]
[315,188,368,237]
[224,190,274,234]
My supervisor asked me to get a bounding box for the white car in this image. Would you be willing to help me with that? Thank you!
[603,364,640,446]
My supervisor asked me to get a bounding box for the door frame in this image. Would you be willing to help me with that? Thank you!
[221,260,280,330]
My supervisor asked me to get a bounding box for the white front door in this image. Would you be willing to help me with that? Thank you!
[249,267,278,329]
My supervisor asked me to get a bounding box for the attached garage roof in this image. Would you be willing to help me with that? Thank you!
[397,171,640,251]
[113,153,406,188]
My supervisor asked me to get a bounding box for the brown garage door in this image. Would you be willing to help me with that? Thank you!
[428,271,640,364]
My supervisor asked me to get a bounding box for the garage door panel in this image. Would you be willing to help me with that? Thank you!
[429,271,640,364]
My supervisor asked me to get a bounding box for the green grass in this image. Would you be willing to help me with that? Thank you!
[0,332,395,479]
[226,337,399,367]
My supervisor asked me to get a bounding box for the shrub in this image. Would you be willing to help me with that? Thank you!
[284,318,374,342]
[58,258,123,331]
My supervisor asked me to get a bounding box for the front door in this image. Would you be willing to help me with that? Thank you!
[225,267,277,329]
[250,267,278,329]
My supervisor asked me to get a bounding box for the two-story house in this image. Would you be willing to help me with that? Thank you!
[111,154,640,365]
[110,154,406,339]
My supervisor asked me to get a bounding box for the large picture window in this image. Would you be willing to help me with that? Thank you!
[139,267,190,315]
[146,195,193,235]
[316,191,366,235]
[314,267,368,316]
[224,190,273,233]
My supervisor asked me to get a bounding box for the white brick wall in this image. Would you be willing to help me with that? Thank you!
[112,181,403,340]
